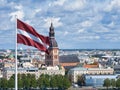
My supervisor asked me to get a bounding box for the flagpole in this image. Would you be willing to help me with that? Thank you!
[15,15,18,90]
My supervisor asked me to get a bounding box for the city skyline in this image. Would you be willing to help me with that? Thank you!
[0,0,120,49]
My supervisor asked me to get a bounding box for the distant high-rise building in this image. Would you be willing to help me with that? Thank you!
[45,23,59,66]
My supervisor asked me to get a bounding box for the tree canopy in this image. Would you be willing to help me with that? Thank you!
[0,73,71,89]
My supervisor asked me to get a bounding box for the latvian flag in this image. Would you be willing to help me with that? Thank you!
[17,19,50,54]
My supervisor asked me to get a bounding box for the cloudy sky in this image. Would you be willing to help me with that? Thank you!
[0,0,120,49]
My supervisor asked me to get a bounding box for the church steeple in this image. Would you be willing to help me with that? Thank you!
[45,23,59,66]
[49,23,58,48]
[49,23,55,38]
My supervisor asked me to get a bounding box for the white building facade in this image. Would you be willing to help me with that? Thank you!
[68,67,114,82]
[3,67,65,80]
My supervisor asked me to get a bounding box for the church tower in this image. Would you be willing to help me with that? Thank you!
[45,23,59,66]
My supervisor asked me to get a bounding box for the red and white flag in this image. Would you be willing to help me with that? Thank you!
[17,19,50,53]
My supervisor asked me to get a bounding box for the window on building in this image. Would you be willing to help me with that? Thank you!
[54,55,58,59]
[54,49,57,53]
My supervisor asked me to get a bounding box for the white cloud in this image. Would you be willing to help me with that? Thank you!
[81,20,92,27]
[44,17,63,28]
[108,21,115,27]
[108,37,120,42]
[9,10,24,21]
[24,20,31,25]
[105,0,120,11]
[65,0,86,11]
[27,8,42,18]
[1,0,120,49]
[9,4,24,21]
[51,0,86,11]
[93,27,109,33]
[64,31,69,36]
[14,5,23,10]
[78,29,84,33]
[52,0,66,6]
[103,34,120,42]
[35,8,41,13]
[78,35,100,40]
